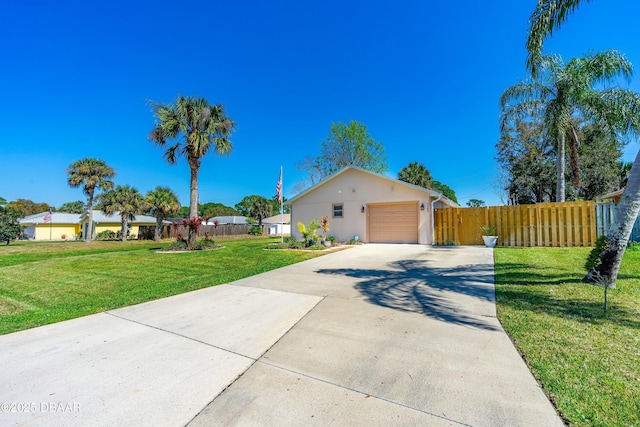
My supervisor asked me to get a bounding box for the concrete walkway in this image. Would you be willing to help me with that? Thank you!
[0,245,563,427]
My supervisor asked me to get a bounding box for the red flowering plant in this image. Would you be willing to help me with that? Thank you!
[172,216,206,249]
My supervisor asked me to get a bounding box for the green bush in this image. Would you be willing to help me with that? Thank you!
[585,235,609,271]
[192,239,218,250]
[346,237,361,245]
[96,230,116,240]
[167,241,188,251]
[308,244,326,250]
[326,235,338,243]
[248,226,262,236]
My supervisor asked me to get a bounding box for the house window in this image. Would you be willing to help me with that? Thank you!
[332,203,343,218]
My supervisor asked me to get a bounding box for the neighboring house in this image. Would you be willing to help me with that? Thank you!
[595,188,640,242]
[206,216,250,225]
[19,212,82,240]
[262,213,291,235]
[288,166,459,244]
[79,210,159,239]
[597,189,623,204]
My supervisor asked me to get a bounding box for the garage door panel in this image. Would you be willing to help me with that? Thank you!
[368,203,418,244]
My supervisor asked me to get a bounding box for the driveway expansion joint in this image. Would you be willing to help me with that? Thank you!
[256,360,476,427]
[104,311,255,361]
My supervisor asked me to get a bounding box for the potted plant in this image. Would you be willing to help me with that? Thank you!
[478,225,498,248]
[320,215,331,247]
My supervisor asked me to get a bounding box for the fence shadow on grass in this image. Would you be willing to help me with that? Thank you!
[316,259,499,331]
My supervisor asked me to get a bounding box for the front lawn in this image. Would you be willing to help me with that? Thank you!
[494,247,640,427]
[0,237,326,335]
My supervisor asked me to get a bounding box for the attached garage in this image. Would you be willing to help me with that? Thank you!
[368,203,418,243]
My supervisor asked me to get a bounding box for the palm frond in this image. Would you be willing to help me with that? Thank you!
[526,0,592,76]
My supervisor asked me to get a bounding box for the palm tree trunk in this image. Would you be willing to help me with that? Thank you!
[121,215,128,242]
[556,133,566,202]
[586,149,640,287]
[155,216,162,241]
[86,191,94,242]
[189,162,199,220]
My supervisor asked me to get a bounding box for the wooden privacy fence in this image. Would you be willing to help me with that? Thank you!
[434,201,597,247]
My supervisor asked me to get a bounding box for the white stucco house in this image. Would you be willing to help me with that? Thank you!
[288,166,459,244]
[262,213,291,235]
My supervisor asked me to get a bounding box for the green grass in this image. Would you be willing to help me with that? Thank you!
[0,237,326,335]
[495,247,640,427]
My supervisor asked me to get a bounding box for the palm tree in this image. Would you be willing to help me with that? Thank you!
[97,185,148,242]
[397,162,433,189]
[148,95,235,221]
[524,0,640,285]
[67,158,115,242]
[500,51,634,202]
[526,0,585,76]
[146,186,181,241]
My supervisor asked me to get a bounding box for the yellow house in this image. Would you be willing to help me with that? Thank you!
[79,210,158,239]
[20,212,82,240]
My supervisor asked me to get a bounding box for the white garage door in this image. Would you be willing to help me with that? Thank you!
[368,203,418,244]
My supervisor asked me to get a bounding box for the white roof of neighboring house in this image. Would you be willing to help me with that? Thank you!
[20,210,162,226]
[287,165,460,207]
[207,216,250,225]
[80,210,158,224]
[19,211,81,225]
[261,213,291,224]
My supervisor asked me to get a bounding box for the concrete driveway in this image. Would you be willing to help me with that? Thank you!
[0,244,563,427]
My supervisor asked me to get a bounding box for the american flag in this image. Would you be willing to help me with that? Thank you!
[276,168,283,203]
[43,208,52,223]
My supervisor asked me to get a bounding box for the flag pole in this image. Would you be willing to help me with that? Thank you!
[49,208,52,241]
[280,166,284,243]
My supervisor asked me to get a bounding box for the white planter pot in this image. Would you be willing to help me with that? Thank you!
[482,235,498,248]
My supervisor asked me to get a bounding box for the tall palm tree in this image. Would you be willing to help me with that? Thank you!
[97,185,148,242]
[501,50,634,202]
[397,162,433,189]
[67,158,115,242]
[524,0,640,285]
[146,186,181,241]
[148,95,235,221]
[526,0,586,76]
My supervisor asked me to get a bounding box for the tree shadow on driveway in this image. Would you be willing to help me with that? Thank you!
[316,259,499,331]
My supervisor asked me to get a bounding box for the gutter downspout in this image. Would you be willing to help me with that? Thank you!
[430,193,442,246]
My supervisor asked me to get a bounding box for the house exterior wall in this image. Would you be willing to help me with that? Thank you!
[91,223,154,237]
[33,224,81,240]
[290,168,434,244]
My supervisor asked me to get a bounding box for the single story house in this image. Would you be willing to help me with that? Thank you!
[80,211,159,239]
[207,216,250,225]
[20,212,82,240]
[262,213,291,235]
[288,166,459,244]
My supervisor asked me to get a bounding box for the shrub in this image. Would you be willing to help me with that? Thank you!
[167,240,188,251]
[346,236,361,245]
[298,219,320,246]
[248,226,262,236]
[96,230,116,240]
[289,240,306,249]
[326,235,337,243]
[308,244,326,250]
[192,238,218,250]
[585,235,609,271]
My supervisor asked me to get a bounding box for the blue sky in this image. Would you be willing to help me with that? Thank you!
[2,1,640,210]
